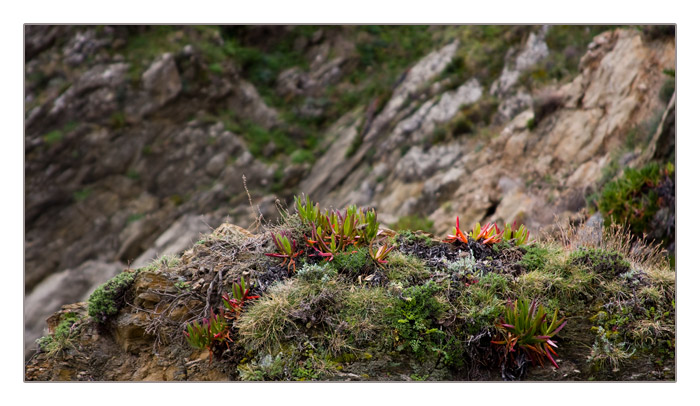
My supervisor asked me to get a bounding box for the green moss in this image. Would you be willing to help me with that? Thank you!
[568,248,631,279]
[328,247,373,275]
[109,111,127,129]
[519,243,553,272]
[345,131,364,158]
[126,213,144,224]
[126,169,140,181]
[384,251,431,285]
[446,98,499,138]
[526,117,536,131]
[393,230,433,246]
[87,270,140,323]
[208,62,224,75]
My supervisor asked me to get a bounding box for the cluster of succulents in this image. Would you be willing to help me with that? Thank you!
[444,217,530,246]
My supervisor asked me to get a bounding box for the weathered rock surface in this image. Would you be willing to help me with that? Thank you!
[304,28,674,238]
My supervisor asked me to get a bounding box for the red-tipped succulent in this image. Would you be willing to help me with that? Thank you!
[265,230,303,271]
[184,310,231,364]
[501,221,530,246]
[491,299,566,369]
[470,222,503,244]
[222,276,260,318]
[369,238,395,266]
[445,217,530,246]
[444,217,470,244]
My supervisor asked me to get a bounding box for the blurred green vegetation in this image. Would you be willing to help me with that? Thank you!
[115,25,624,165]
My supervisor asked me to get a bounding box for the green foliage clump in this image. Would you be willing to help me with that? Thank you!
[587,326,636,372]
[388,281,453,360]
[597,162,673,237]
[36,313,82,357]
[436,98,499,143]
[394,229,433,246]
[492,298,566,368]
[87,270,139,323]
[329,247,373,274]
[568,248,631,279]
[519,243,552,272]
[290,148,315,165]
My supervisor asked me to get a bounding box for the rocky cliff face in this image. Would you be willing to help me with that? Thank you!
[306,28,675,236]
[24,26,675,361]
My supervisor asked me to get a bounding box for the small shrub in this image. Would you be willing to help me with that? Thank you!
[389,281,452,359]
[73,187,92,202]
[238,354,287,381]
[88,270,139,323]
[597,162,673,238]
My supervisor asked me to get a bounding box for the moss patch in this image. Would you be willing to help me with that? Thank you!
[87,270,140,323]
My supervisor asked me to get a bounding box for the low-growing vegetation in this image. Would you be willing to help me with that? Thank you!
[43,194,675,381]
[593,162,675,251]
[35,313,83,358]
[87,270,139,323]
